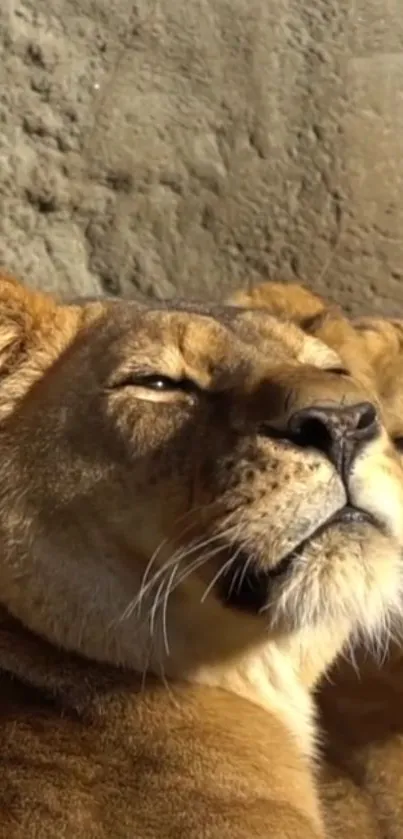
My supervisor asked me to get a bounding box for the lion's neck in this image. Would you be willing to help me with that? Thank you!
[188,643,317,760]
[0,532,348,761]
[178,623,354,761]
[0,606,138,715]
[0,602,317,762]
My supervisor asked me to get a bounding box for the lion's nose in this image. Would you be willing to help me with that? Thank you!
[286,402,379,477]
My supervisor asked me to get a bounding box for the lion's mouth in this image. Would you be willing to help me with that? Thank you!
[218,505,379,614]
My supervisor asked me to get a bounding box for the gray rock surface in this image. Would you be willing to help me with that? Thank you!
[1,0,403,314]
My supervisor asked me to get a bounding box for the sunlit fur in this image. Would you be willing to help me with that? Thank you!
[229,279,403,838]
[317,315,403,839]
[0,276,403,838]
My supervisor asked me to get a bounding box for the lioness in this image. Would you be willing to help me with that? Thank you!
[0,277,402,838]
[229,280,403,837]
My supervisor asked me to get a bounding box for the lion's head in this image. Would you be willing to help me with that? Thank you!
[0,277,401,713]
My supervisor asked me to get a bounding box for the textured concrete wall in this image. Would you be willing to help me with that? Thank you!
[1,0,403,315]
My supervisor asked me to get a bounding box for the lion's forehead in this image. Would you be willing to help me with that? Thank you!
[85,301,337,383]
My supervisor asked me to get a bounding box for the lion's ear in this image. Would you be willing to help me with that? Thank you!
[227,281,329,326]
[0,275,57,373]
[0,276,27,368]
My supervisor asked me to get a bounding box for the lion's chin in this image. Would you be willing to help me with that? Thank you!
[217,504,380,616]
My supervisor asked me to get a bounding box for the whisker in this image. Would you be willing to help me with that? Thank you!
[117,552,183,624]
[237,552,255,593]
[118,515,243,631]
[161,562,179,657]
[149,574,170,644]
[157,652,180,709]
[134,526,241,616]
[120,532,225,623]
[228,564,243,598]
[171,543,229,591]
[128,501,223,619]
[143,544,228,633]
[201,554,240,603]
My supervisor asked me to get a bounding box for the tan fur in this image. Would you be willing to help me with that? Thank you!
[229,282,328,324]
[228,280,377,393]
[230,280,403,838]
[318,318,403,839]
[0,277,403,837]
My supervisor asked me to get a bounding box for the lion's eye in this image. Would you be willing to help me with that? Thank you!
[326,366,350,376]
[393,436,403,453]
[139,375,180,391]
[116,374,198,393]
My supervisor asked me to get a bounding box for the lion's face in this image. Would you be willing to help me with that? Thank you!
[0,278,402,686]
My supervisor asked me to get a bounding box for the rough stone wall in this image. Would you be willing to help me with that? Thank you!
[1,0,403,315]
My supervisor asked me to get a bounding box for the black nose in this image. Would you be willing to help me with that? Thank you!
[287,402,379,477]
